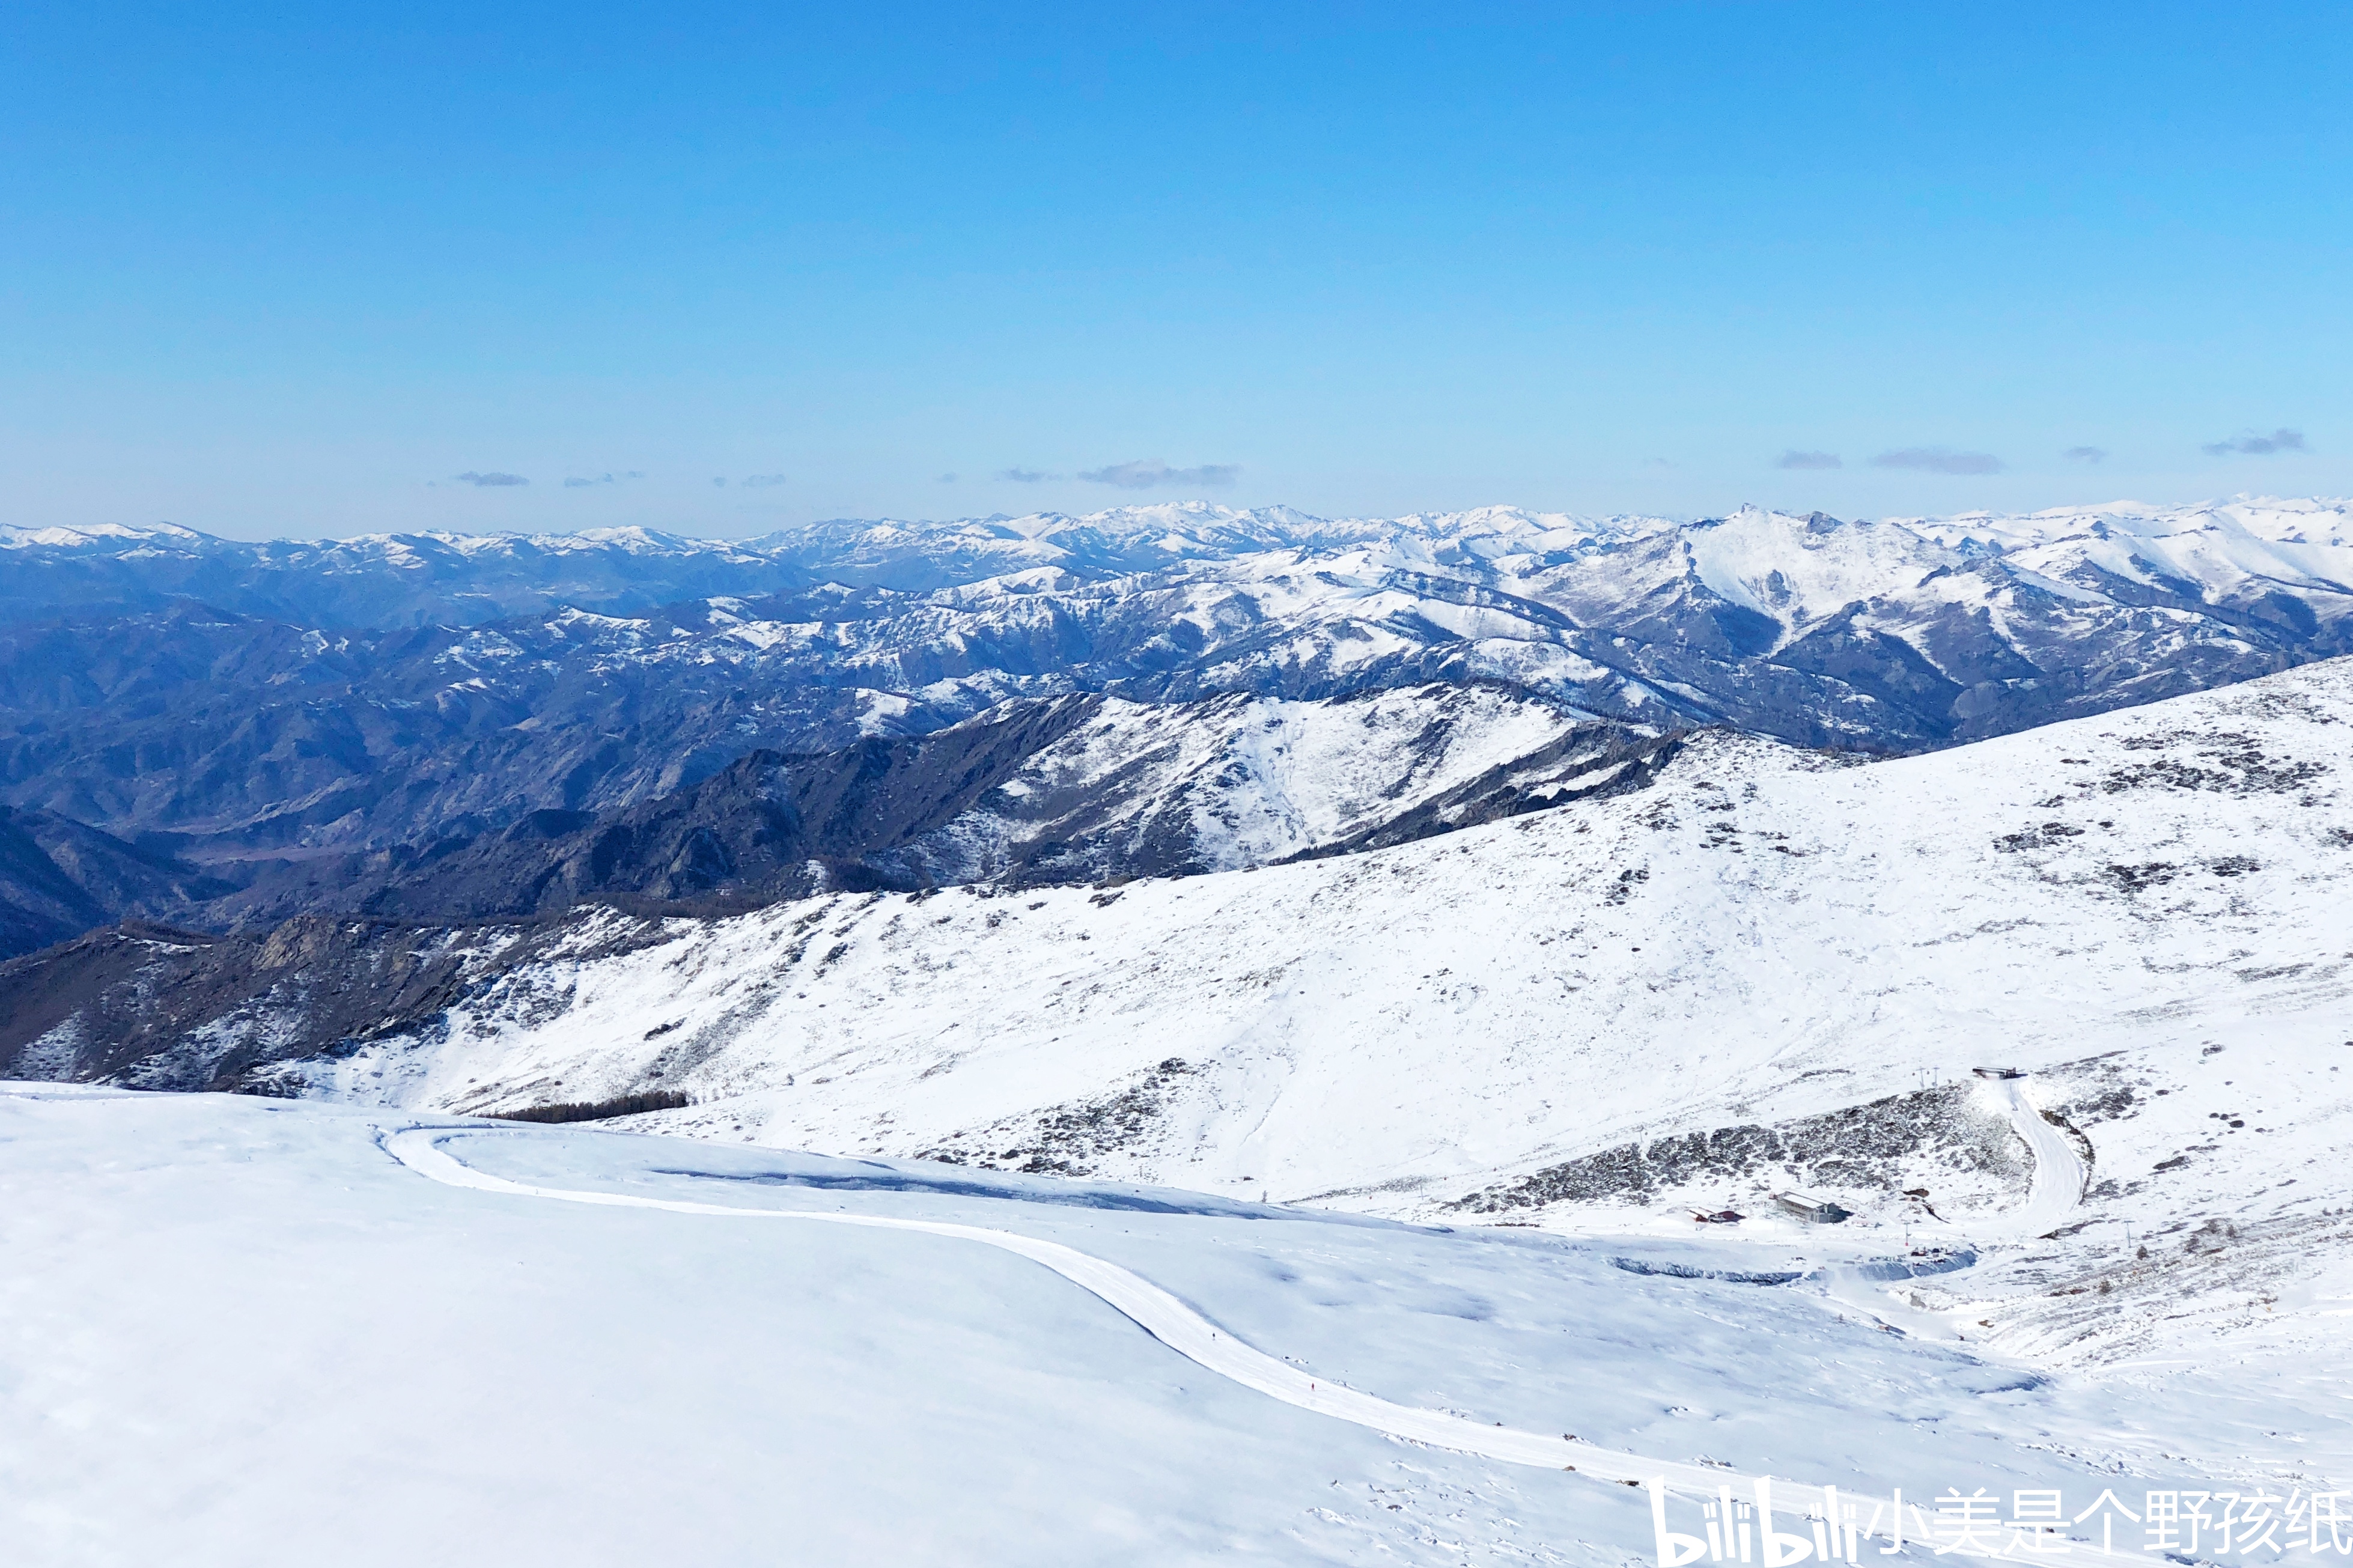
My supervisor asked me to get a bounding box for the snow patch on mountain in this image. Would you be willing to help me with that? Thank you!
[890,684,1642,883]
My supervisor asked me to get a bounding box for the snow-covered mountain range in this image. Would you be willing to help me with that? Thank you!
[10,497,2350,657]
[203,682,1668,926]
[2,497,2348,956]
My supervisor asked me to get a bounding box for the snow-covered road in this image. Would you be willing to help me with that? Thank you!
[1991,1077,2087,1239]
[388,1123,2141,1567]
[1813,1072,2088,1340]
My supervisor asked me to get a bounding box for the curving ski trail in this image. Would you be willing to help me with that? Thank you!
[386,1124,2140,1567]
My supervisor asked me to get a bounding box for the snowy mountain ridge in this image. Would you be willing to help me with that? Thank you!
[8,494,2348,634]
[228,653,2342,1215]
[127,682,1665,932]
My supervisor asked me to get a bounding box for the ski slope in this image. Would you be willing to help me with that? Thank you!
[7,1086,2333,1568]
[384,1108,2138,1567]
[1984,1077,2086,1242]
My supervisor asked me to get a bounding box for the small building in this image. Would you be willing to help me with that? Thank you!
[1774,1192,1851,1224]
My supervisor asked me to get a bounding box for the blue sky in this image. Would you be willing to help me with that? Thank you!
[5,2,2347,536]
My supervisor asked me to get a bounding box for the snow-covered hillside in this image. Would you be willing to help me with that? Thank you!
[184,657,2348,1385]
[282,658,2344,1188]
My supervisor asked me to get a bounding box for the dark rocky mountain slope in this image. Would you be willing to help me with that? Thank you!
[0,681,1671,956]
[0,809,237,960]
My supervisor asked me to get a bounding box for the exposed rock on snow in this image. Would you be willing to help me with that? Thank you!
[1449,1082,2032,1220]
